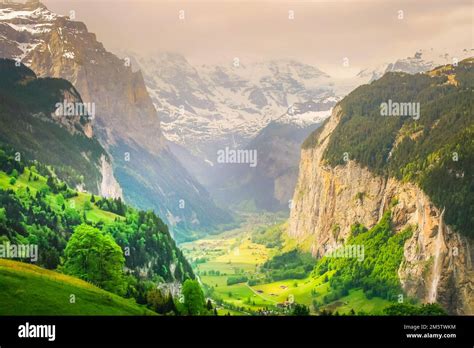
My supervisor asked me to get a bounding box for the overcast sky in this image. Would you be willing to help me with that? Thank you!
[42,0,473,74]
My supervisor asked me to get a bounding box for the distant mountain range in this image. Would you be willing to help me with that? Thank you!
[118,51,340,212]
[132,49,473,160]
[127,48,473,212]
[356,48,473,82]
[130,53,339,159]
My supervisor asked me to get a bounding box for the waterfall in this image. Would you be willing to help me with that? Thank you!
[428,208,445,303]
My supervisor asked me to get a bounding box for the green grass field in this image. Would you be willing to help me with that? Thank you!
[69,193,121,223]
[252,273,332,305]
[182,220,282,313]
[183,218,393,315]
[213,282,276,310]
[0,259,156,315]
[0,168,123,224]
[324,288,392,315]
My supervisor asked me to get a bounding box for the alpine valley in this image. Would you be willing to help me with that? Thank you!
[0,0,472,317]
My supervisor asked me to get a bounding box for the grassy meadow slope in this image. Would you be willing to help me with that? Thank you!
[0,259,155,315]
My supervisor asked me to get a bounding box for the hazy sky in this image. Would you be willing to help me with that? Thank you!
[42,0,473,74]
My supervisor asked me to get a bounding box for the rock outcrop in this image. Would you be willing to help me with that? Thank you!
[99,155,123,199]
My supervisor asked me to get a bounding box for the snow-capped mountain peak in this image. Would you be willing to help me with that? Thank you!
[130,52,338,157]
[357,48,473,83]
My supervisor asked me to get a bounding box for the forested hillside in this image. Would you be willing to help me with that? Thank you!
[0,59,106,192]
[304,58,473,237]
[0,144,194,310]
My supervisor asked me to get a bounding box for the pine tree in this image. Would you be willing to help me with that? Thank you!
[206,299,213,311]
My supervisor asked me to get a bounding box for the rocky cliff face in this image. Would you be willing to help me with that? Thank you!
[99,155,123,199]
[0,2,163,154]
[26,20,164,154]
[289,106,473,314]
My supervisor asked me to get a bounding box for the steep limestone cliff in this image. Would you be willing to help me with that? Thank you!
[289,106,473,314]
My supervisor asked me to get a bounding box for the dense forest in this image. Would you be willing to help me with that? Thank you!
[261,249,315,281]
